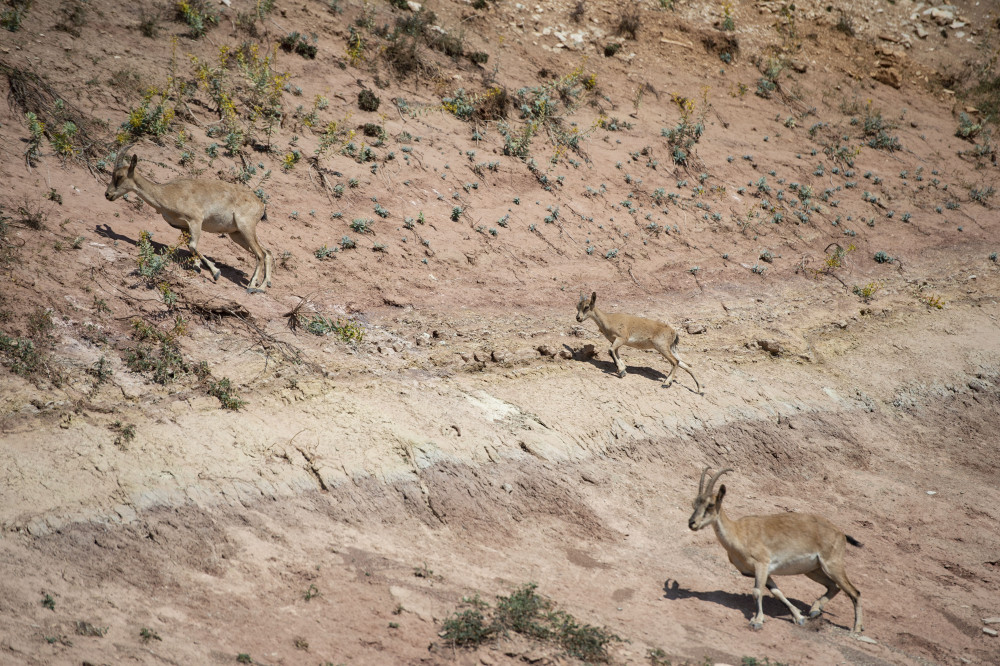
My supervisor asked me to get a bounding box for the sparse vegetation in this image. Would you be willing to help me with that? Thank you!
[852,281,882,303]
[280,32,318,59]
[299,315,364,343]
[440,584,620,662]
[175,0,218,38]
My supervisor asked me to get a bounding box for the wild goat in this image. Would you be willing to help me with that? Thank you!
[105,152,274,292]
[688,468,863,633]
[575,291,701,393]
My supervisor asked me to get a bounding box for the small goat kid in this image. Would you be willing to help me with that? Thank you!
[575,291,701,393]
[105,153,274,292]
[688,468,863,633]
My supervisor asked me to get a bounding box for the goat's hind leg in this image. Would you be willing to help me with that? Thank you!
[230,229,267,291]
[804,570,840,619]
[654,342,679,387]
[820,559,863,633]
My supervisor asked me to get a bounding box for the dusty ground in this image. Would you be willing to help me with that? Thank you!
[1,0,999,664]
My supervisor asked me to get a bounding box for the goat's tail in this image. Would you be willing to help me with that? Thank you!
[846,535,863,548]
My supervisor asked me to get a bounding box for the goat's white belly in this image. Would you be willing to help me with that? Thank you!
[770,554,818,576]
[628,336,654,349]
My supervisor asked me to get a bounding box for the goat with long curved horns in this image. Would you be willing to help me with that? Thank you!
[688,467,864,633]
[575,291,701,393]
[105,150,274,292]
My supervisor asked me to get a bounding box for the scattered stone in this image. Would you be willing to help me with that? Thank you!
[855,635,879,644]
[407,1,421,12]
[984,627,998,637]
[557,349,573,360]
[873,67,902,89]
[536,344,557,357]
[926,7,956,26]
[969,379,989,392]
[581,343,598,359]
[513,347,539,363]
[686,322,707,335]
[473,350,491,363]
[983,617,1000,624]
[491,349,511,364]
[758,340,783,356]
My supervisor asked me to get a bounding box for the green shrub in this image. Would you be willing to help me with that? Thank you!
[207,377,244,410]
[175,0,218,38]
[280,31,318,59]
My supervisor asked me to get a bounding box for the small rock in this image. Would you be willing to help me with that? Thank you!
[873,67,902,89]
[983,617,1000,624]
[984,627,998,637]
[473,350,491,363]
[513,347,538,363]
[926,490,937,495]
[926,7,955,25]
[758,340,783,356]
[969,379,988,392]
[406,0,421,11]
[537,344,557,357]
[557,349,573,360]
[686,323,706,335]
[581,343,598,358]
[501,483,513,493]
[491,349,510,364]
[855,635,879,644]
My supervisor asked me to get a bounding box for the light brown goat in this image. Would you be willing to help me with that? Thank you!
[688,468,863,633]
[105,152,273,292]
[575,291,701,393]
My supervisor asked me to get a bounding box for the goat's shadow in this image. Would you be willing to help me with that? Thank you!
[564,344,700,393]
[663,579,814,626]
[94,224,249,288]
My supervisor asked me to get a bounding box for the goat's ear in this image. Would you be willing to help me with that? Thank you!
[716,484,727,502]
[128,154,138,176]
[590,291,597,306]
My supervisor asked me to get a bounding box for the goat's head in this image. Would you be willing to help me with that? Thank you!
[688,467,732,531]
[576,291,597,323]
[105,153,138,201]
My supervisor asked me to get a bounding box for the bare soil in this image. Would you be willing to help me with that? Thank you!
[1,1,999,665]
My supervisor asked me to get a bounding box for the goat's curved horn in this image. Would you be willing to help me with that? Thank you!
[698,466,711,494]
[706,468,732,494]
[113,142,135,171]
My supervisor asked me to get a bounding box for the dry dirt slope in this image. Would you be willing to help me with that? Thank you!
[1,0,1000,664]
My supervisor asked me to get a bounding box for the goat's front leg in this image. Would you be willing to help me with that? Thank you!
[186,221,221,280]
[610,338,627,378]
[765,578,806,626]
[750,564,768,630]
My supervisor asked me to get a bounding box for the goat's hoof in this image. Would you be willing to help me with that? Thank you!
[617,369,627,378]
[795,616,807,626]
[809,609,822,619]
[749,621,763,631]
[211,270,221,281]
[246,287,265,295]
